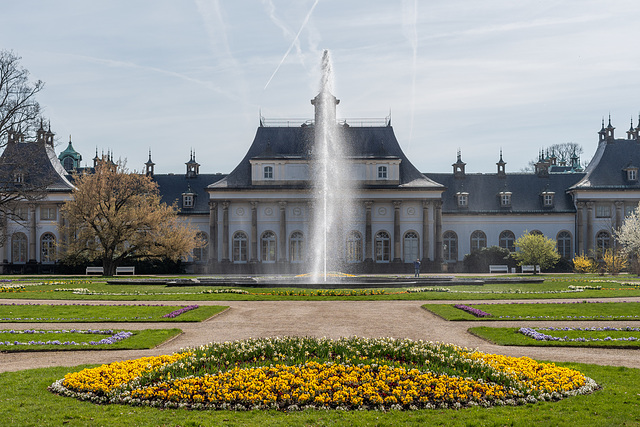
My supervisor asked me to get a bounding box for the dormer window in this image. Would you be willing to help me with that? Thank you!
[626,168,638,182]
[499,191,512,207]
[456,192,469,207]
[377,165,388,180]
[264,165,274,179]
[541,191,555,207]
[182,194,194,208]
[14,172,24,183]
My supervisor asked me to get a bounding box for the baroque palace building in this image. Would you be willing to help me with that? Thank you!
[1,93,640,273]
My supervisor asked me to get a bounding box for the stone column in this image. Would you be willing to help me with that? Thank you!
[208,201,218,263]
[392,200,402,263]
[434,200,443,263]
[576,201,585,255]
[364,201,373,262]
[28,204,37,262]
[615,201,624,231]
[422,201,430,261]
[278,201,287,263]
[586,201,594,254]
[221,201,230,262]
[250,202,258,262]
[1,212,8,264]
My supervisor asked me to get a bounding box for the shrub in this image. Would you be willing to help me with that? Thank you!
[573,254,598,273]
[602,249,628,275]
[463,246,515,273]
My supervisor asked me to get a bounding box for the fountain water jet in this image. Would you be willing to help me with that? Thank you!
[310,50,357,282]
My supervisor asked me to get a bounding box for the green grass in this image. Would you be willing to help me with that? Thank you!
[423,302,640,321]
[0,304,227,322]
[469,326,640,349]
[0,363,637,426]
[0,273,638,301]
[0,328,182,352]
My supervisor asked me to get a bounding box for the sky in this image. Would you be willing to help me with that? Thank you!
[2,0,640,174]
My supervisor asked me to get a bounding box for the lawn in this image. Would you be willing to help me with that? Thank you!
[423,301,640,321]
[0,274,638,301]
[0,363,637,426]
[0,303,227,322]
[469,326,640,349]
[0,328,182,351]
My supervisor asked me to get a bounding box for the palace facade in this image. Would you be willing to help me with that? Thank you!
[2,93,639,273]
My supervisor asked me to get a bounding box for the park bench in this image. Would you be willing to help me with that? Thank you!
[488,265,509,274]
[115,266,135,275]
[521,265,540,274]
[85,266,104,275]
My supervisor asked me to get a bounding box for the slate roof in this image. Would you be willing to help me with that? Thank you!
[0,140,74,192]
[153,173,226,214]
[209,124,443,190]
[424,172,584,214]
[570,138,640,190]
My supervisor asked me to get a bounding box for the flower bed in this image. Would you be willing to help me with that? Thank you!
[0,285,25,293]
[163,305,199,318]
[0,329,133,346]
[454,304,492,317]
[49,337,597,411]
[519,326,640,342]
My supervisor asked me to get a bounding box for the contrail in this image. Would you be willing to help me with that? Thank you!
[402,0,418,151]
[263,0,320,90]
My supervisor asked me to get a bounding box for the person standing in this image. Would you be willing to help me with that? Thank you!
[414,258,421,277]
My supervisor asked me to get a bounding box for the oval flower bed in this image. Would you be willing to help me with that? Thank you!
[49,337,597,411]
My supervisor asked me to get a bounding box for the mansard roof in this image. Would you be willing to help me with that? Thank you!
[570,137,640,190]
[424,172,584,213]
[153,173,226,214]
[210,124,442,190]
[0,137,74,192]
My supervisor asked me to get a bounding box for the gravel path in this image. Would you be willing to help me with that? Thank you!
[1,298,639,373]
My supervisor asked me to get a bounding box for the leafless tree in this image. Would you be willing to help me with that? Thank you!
[0,50,44,146]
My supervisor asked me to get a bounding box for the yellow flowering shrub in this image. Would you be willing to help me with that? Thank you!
[573,254,598,273]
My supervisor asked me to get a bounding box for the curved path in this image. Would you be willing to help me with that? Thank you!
[2,298,640,373]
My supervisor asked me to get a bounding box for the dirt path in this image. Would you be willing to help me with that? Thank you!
[1,298,639,373]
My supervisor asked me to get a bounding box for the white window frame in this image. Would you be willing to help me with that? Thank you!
[264,165,274,180]
[377,165,388,180]
[182,194,194,208]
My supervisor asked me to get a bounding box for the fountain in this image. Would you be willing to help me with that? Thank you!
[310,50,356,282]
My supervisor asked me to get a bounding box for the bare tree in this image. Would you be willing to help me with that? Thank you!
[0,50,44,145]
[59,159,201,275]
[522,142,586,172]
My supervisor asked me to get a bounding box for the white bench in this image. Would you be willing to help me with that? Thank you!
[86,266,104,275]
[115,266,135,275]
[521,265,540,274]
[489,265,509,274]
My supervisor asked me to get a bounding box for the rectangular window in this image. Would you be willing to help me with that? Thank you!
[183,195,194,208]
[457,194,468,207]
[377,165,388,179]
[596,204,611,218]
[40,206,57,221]
[500,193,512,207]
[264,165,274,179]
[626,204,637,217]
[543,193,554,207]
[628,169,638,181]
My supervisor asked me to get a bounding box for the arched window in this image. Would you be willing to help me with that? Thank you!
[556,231,572,259]
[232,231,248,263]
[263,165,274,179]
[261,231,277,262]
[192,232,208,262]
[375,231,390,262]
[499,230,516,252]
[289,231,304,263]
[41,233,56,263]
[443,231,458,262]
[403,231,419,263]
[596,231,610,257]
[470,230,487,252]
[11,232,27,263]
[530,230,543,236]
[346,231,362,263]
